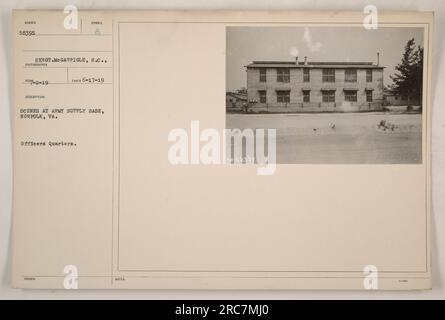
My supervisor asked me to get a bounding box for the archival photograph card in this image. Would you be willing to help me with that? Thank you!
[11,10,433,290]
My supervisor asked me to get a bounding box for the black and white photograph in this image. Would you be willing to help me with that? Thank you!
[226,26,425,164]
[1,4,441,299]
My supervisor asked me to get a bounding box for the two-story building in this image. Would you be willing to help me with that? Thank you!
[246,57,384,113]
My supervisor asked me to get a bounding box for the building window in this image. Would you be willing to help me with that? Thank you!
[276,90,290,103]
[345,69,357,82]
[277,68,290,82]
[303,90,310,102]
[322,90,335,102]
[303,69,310,82]
[366,90,373,102]
[322,69,335,82]
[258,90,267,103]
[259,68,266,82]
[366,69,373,82]
[344,90,357,102]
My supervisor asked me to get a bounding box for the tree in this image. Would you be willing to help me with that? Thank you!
[390,38,424,106]
[412,45,424,103]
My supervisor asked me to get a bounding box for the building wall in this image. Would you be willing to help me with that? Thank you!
[247,67,384,112]
[226,95,245,109]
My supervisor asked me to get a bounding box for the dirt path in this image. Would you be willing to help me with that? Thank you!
[226,113,422,164]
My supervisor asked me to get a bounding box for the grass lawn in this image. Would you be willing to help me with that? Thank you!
[225,112,422,164]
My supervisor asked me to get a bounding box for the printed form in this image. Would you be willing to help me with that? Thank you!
[11,10,433,289]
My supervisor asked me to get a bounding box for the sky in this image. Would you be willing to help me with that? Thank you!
[226,26,424,92]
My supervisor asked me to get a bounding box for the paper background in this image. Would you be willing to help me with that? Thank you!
[1,0,444,299]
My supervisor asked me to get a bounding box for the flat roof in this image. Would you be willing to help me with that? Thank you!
[246,61,384,69]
